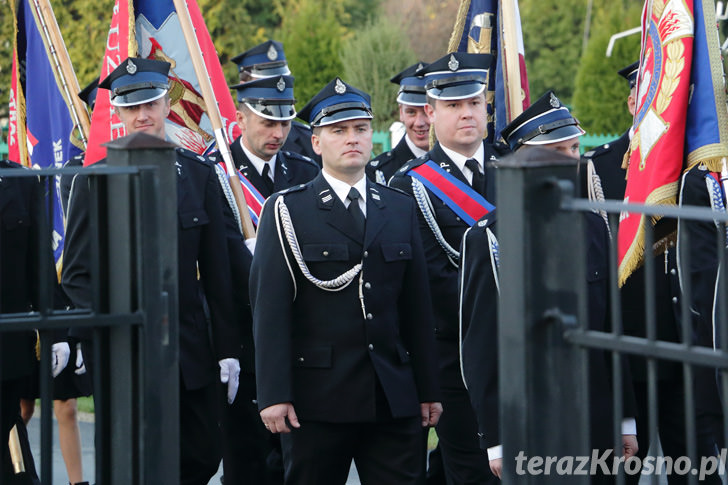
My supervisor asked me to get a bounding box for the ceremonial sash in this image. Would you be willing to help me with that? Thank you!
[218,162,265,226]
[409,160,495,227]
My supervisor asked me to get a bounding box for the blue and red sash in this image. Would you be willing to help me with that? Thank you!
[218,161,266,226]
[409,160,495,227]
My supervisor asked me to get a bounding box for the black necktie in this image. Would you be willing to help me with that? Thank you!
[465,158,484,194]
[347,187,365,235]
[261,163,274,193]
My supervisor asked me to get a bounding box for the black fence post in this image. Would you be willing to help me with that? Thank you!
[105,132,179,484]
[496,150,590,483]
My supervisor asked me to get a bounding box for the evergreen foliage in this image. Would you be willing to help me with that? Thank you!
[572,1,642,135]
[340,17,416,131]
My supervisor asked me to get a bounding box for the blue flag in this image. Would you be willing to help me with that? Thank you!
[12,0,84,275]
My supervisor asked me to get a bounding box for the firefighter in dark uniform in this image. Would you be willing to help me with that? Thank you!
[366,62,431,185]
[62,57,242,485]
[231,40,320,164]
[389,52,508,485]
[219,73,319,485]
[677,161,727,483]
[1,159,42,484]
[228,74,319,200]
[251,77,442,485]
[586,62,691,484]
[459,91,638,481]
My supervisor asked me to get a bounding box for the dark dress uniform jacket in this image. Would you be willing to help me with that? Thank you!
[366,136,417,184]
[0,160,41,380]
[389,141,502,381]
[62,148,241,390]
[460,210,637,451]
[230,136,320,199]
[584,131,630,201]
[250,174,440,422]
[282,121,321,165]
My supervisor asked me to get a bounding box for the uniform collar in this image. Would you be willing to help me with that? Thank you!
[440,142,484,181]
[321,169,367,216]
[404,134,428,159]
[239,137,277,179]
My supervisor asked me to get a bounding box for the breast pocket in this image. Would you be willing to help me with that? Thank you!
[179,210,209,230]
[301,243,349,262]
[381,243,412,262]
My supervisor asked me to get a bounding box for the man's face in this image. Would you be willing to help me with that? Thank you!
[236,108,291,161]
[399,104,430,151]
[312,119,373,180]
[424,93,487,156]
[115,97,171,140]
[542,137,581,160]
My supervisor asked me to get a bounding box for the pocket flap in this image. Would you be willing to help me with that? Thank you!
[179,210,209,229]
[301,243,349,262]
[382,243,412,262]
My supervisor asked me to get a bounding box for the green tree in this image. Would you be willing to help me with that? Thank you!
[340,16,416,131]
[572,1,642,135]
[274,0,348,112]
[520,0,586,104]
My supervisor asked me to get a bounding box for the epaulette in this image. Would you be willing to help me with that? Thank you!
[0,159,25,170]
[583,142,612,159]
[292,120,312,131]
[474,210,497,231]
[371,150,394,165]
[278,183,307,195]
[395,154,428,176]
[373,182,409,198]
[281,151,317,167]
[175,147,215,167]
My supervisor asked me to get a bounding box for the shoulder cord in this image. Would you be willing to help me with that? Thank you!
[273,196,362,297]
[486,227,501,294]
[586,159,611,239]
[215,164,243,235]
[411,177,460,266]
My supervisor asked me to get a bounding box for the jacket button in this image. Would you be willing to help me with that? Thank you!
[193,217,199,223]
[298,357,304,362]
[366,313,373,320]
[399,250,405,256]
[672,296,678,304]
[323,250,329,257]
[364,282,371,290]
[670,269,677,275]
[455,217,461,222]
[363,251,369,258]
[368,344,374,351]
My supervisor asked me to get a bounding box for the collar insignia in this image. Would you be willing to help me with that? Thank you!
[448,55,459,71]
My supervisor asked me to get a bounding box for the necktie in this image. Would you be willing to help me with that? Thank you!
[261,163,274,193]
[465,158,484,194]
[347,187,365,235]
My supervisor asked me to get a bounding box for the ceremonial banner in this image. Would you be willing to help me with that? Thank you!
[9,0,85,274]
[617,0,728,286]
[85,0,241,165]
[449,0,530,142]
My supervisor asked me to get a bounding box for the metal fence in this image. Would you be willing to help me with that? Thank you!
[496,152,728,484]
[0,135,180,484]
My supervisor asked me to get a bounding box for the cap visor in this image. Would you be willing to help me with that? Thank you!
[523,125,586,146]
[315,109,373,127]
[245,101,297,121]
[111,87,168,107]
[427,83,486,101]
[396,92,427,106]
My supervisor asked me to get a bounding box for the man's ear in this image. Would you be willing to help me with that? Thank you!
[311,132,322,156]
[236,110,246,131]
[424,103,436,124]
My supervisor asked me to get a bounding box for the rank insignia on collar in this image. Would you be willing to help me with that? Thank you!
[448,55,459,71]
[321,194,333,203]
[126,59,137,75]
[267,44,278,61]
[549,93,560,108]
[277,77,286,92]
[335,79,346,94]
[371,193,381,201]
[175,161,182,175]
[478,219,488,227]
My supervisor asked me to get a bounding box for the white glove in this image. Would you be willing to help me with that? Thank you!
[51,342,71,378]
[219,358,240,404]
[74,342,87,375]
[244,238,257,255]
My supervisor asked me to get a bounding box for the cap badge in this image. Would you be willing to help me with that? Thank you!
[126,59,137,75]
[335,78,346,94]
[417,63,424,71]
[549,93,560,108]
[276,77,286,92]
[448,54,459,71]
[267,44,278,61]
